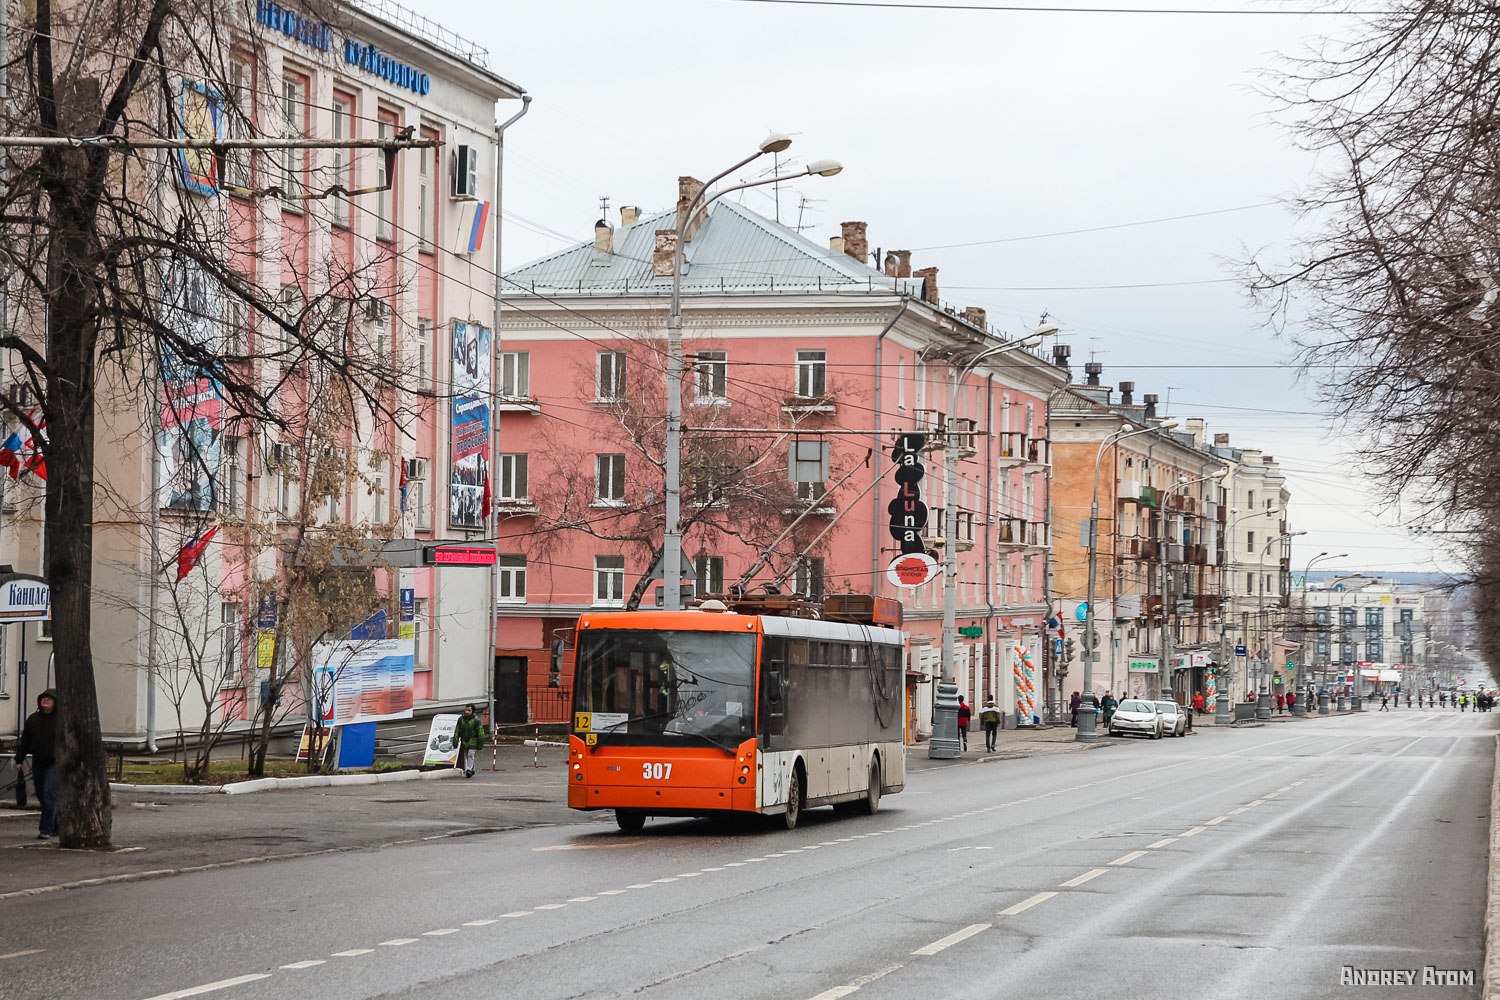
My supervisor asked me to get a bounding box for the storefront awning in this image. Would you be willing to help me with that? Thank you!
[1379,669,1401,682]
[1360,669,1381,679]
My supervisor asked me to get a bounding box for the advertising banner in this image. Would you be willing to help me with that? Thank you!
[423,713,460,766]
[158,261,223,511]
[449,321,492,529]
[311,637,416,726]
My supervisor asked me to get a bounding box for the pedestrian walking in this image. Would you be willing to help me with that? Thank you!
[1380,693,1390,711]
[453,703,488,778]
[1461,693,1469,713]
[15,688,58,839]
[980,697,1001,752]
[1190,689,1205,726]
[1287,690,1297,714]
[1440,690,1447,708]
[1101,692,1119,729]
[1275,692,1285,714]
[956,696,972,751]
[1405,690,1412,708]
[1069,690,1082,726]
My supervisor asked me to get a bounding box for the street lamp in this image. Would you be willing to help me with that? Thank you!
[1253,528,1305,719]
[929,325,1057,760]
[1078,420,1178,743]
[662,136,843,610]
[1300,550,1345,714]
[1215,505,1280,727]
[1157,469,1229,705]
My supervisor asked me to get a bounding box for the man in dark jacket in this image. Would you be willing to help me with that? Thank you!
[453,703,489,778]
[16,688,58,839]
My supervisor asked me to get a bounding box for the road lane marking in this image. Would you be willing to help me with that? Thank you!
[652,878,679,883]
[803,846,822,850]
[1248,799,1266,807]
[534,904,567,910]
[1263,791,1281,798]
[422,929,460,936]
[379,938,418,946]
[784,848,804,853]
[0,949,43,960]
[1278,785,1293,792]
[332,949,375,956]
[807,963,903,1000]
[628,882,656,886]
[913,923,991,956]
[280,961,324,970]
[140,974,275,999]
[597,890,628,895]
[568,896,597,902]
[676,872,703,877]
[1060,869,1110,887]
[463,919,498,927]
[532,840,648,851]
[1228,807,1248,815]
[999,891,1058,915]
[1147,838,1178,848]
[1179,826,1206,837]
[1205,816,1228,825]
[1292,780,1306,786]
[702,867,726,871]
[1109,851,1148,866]
[501,911,531,918]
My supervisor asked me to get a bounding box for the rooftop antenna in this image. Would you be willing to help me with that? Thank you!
[773,152,781,224]
[1165,385,1180,415]
[598,194,610,219]
[795,195,826,232]
[1088,336,1103,363]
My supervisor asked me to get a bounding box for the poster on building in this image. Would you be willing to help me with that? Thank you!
[157,260,223,511]
[449,320,492,529]
[423,713,460,767]
[311,637,416,726]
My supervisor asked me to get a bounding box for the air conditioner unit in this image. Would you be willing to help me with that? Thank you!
[450,145,479,200]
[363,297,390,322]
[404,458,426,479]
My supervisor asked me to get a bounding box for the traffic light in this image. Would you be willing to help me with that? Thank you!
[549,637,564,688]
[1065,637,1076,662]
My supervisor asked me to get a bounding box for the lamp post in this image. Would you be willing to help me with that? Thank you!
[1254,528,1305,719]
[662,137,842,610]
[1300,551,1345,714]
[929,326,1057,759]
[1216,505,1279,726]
[1156,470,1228,704]
[1078,421,1176,742]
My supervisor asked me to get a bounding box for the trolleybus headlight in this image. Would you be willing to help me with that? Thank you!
[738,777,746,784]
[741,765,749,774]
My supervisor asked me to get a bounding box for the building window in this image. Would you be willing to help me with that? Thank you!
[595,555,626,607]
[274,283,301,364]
[369,454,388,526]
[407,457,430,530]
[790,440,830,487]
[897,358,906,410]
[331,95,351,226]
[794,557,825,602]
[497,555,526,604]
[417,137,433,253]
[1367,639,1384,662]
[796,350,826,398]
[223,294,249,355]
[1246,530,1255,554]
[414,597,430,668]
[498,453,528,501]
[500,351,530,398]
[218,435,246,517]
[595,453,626,504]
[223,55,253,191]
[376,116,395,240]
[694,350,727,402]
[273,445,299,519]
[1246,572,1254,593]
[596,351,626,400]
[695,554,724,596]
[218,602,243,688]
[280,74,306,207]
[416,317,433,386]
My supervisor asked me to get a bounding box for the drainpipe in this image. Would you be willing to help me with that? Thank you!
[982,373,996,713]
[869,298,910,595]
[487,94,530,728]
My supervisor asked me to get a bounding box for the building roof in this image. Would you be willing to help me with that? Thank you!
[503,199,924,298]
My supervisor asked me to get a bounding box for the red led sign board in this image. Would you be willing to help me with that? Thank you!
[423,545,497,566]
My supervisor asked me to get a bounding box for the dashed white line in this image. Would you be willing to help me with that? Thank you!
[463,920,498,927]
[501,911,532,918]
[1278,785,1293,792]
[676,873,703,878]
[806,963,904,1000]
[652,878,679,883]
[1247,799,1266,808]
[332,948,375,956]
[701,867,726,872]
[597,890,628,895]
[1263,791,1281,799]
[721,863,745,868]
[1205,816,1228,826]
[1228,807,1248,815]
[141,974,275,998]
[567,896,597,902]
[1292,780,1306,786]
[783,849,804,853]
[1109,851,1148,866]
[999,891,1058,915]
[1147,838,1178,848]
[913,923,991,956]
[280,961,325,970]
[1060,868,1110,887]
[379,938,418,946]
[421,929,460,937]
[534,904,567,910]
[628,881,657,886]
[767,853,787,857]
[1179,826,1207,837]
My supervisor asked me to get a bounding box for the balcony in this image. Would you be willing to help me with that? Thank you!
[1203,500,1219,521]
[1143,594,1163,619]
[1024,437,1050,467]
[1167,542,1185,563]
[996,517,1047,552]
[1119,479,1142,503]
[781,395,836,416]
[497,394,540,414]
[914,410,946,452]
[996,431,1028,468]
[952,417,978,459]
[786,481,836,516]
[493,500,538,516]
[1139,485,1158,507]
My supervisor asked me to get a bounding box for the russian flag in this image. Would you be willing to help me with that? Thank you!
[0,430,20,479]
[468,200,490,254]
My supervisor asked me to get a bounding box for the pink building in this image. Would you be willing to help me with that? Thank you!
[496,188,1067,735]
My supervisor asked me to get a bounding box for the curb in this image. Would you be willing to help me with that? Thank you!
[110,767,462,796]
[1486,736,1500,1000]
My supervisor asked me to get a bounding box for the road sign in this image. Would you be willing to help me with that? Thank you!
[958,625,984,638]
[1054,637,1064,656]
[1075,603,1088,623]
[0,575,49,622]
[1235,645,1248,657]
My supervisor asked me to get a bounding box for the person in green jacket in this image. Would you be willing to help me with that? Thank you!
[453,703,489,777]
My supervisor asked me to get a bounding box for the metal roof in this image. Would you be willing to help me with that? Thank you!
[503,199,923,298]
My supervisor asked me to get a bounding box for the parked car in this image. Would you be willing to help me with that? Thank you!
[1154,700,1187,737]
[1108,699,1163,739]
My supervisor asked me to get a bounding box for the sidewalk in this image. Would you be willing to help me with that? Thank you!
[907,723,1112,773]
[0,743,587,899]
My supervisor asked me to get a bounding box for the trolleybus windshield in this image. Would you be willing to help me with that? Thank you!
[573,629,757,744]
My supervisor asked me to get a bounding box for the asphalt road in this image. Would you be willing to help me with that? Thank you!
[4,710,1492,1000]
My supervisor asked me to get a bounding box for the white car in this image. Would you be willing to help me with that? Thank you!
[1153,701,1187,737]
[1109,699,1163,739]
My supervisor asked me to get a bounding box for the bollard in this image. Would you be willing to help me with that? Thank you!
[525,726,548,768]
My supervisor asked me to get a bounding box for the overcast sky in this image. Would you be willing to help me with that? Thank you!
[427,0,1458,577]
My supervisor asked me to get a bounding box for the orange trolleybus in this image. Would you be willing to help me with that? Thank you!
[567,595,906,831]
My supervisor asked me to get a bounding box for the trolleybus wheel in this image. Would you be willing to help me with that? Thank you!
[858,759,881,816]
[616,809,646,833]
[782,767,802,830]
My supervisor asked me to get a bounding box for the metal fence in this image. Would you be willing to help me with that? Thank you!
[526,686,573,725]
[1233,702,1260,723]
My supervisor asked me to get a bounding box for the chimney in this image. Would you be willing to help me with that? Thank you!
[893,250,911,277]
[961,306,987,330]
[1051,343,1072,376]
[913,266,939,305]
[830,236,846,254]
[1186,417,1205,448]
[883,251,898,277]
[1143,393,1159,419]
[1262,455,1275,464]
[676,176,706,241]
[653,230,678,277]
[840,221,868,264]
[1214,433,1229,446]
[593,219,613,254]
[1084,362,1103,386]
[620,205,640,226]
[1118,380,1135,405]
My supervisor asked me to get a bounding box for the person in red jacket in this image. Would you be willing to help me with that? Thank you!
[1190,689,1205,727]
[956,696,972,751]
